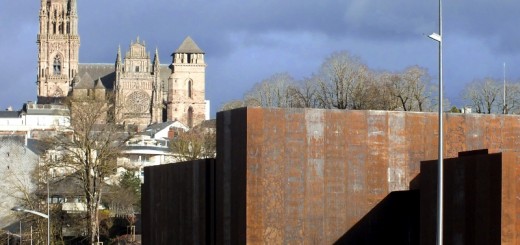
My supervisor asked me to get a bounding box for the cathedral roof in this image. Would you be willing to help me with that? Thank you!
[76,63,172,92]
[74,72,94,89]
[77,64,116,89]
[94,78,105,89]
[175,36,204,54]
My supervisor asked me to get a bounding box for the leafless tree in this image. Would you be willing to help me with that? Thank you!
[220,51,435,113]
[498,81,520,114]
[315,51,369,109]
[42,96,131,244]
[169,126,216,162]
[383,66,432,112]
[288,77,320,108]
[219,100,248,111]
[462,78,501,114]
[244,73,297,108]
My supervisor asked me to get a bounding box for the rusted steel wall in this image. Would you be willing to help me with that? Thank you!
[216,108,520,244]
[141,159,216,245]
[420,151,503,245]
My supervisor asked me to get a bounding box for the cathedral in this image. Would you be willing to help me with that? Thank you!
[36,0,207,129]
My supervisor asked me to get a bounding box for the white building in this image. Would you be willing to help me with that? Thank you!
[0,102,70,135]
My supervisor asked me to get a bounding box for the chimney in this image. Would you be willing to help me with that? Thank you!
[168,127,176,139]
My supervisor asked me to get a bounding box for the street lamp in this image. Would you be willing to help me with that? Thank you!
[11,207,49,245]
[428,0,443,244]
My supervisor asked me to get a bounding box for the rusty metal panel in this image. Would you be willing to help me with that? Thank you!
[283,109,307,244]
[141,108,520,244]
[245,108,265,244]
[214,108,520,243]
[388,111,408,192]
[420,152,503,245]
[444,113,467,157]
[141,159,216,245]
[216,108,248,245]
[261,108,287,244]
[501,152,518,245]
[405,113,433,180]
[323,110,348,241]
[343,110,369,231]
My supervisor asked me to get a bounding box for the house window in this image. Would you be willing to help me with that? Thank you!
[135,66,140,72]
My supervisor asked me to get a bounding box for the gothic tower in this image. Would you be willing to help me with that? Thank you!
[114,38,161,130]
[37,0,80,103]
[167,36,206,128]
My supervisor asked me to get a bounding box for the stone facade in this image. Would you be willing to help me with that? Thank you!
[37,0,207,130]
[37,0,80,102]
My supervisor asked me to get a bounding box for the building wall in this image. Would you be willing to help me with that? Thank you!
[420,151,508,245]
[142,159,216,245]
[37,0,79,101]
[167,52,206,127]
[216,108,520,244]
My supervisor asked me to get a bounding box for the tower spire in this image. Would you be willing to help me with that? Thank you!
[116,45,122,71]
[153,47,160,73]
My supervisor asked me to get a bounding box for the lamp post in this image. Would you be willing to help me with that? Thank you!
[428,0,443,244]
[11,207,49,245]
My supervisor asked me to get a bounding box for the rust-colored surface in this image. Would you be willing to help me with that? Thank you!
[215,108,520,244]
[420,151,503,245]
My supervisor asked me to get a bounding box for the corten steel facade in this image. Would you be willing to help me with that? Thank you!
[142,159,216,244]
[421,150,518,245]
[216,108,520,244]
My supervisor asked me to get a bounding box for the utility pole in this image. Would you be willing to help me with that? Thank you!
[503,62,507,114]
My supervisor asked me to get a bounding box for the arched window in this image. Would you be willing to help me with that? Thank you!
[53,56,61,75]
[188,107,194,128]
[188,80,193,98]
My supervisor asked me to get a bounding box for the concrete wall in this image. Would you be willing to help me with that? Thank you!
[216,108,520,244]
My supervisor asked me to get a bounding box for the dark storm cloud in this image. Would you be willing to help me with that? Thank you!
[2,0,520,113]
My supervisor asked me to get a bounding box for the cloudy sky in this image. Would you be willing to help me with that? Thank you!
[1,0,520,116]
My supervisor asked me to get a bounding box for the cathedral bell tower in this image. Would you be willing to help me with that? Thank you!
[37,0,80,104]
[167,36,206,128]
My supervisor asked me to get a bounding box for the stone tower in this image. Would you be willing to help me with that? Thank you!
[114,38,162,130]
[37,0,80,103]
[167,36,206,128]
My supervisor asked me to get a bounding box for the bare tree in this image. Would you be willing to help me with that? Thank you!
[42,96,131,244]
[315,51,369,109]
[463,78,501,114]
[169,125,216,162]
[244,73,297,108]
[219,51,434,113]
[383,66,432,112]
[219,100,248,111]
[289,77,320,108]
[499,81,520,114]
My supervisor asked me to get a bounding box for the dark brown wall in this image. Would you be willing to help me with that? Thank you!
[141,159,216,245]
[216,108,247,244]
[142,108,520,244]
[216,108,520,244]
[420,151,503,245]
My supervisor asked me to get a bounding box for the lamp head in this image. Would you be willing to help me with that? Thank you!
[428,33,442,42]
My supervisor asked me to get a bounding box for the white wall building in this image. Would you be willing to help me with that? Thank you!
[0,102,70,134]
